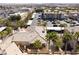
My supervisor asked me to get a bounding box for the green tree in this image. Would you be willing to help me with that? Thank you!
[63,31,73,54]
[46,32,58,42]
[55,38,63,52]
[17,20,26,28]
[0,32,3,39]
[16,14,21,21]
[75,32,79,40]
[0,31,8,40]
[24,12,33,22]
[0,27,12,40]
[8,14,21,21]
[74,32,79,52]
[33,40,42,54]
[2,31,8,38]
[46,32,58,54]
[0,19,5,26]
[4,20,12,27]
[33,40,42,49]
[6,27,12,34]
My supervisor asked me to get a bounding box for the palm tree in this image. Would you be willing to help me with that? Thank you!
[63,31,73,54]
[55,38,63,54]
[74,32,79,52]
[75,32,79,40]
[33,40,42,54]
[46,32,58,54]
[33,40,42,49]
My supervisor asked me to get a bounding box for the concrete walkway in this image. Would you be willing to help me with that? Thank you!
[0,33,22,55]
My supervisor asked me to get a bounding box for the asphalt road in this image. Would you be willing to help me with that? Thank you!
[31,13,39,26]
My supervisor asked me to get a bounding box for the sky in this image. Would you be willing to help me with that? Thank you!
[0,0,79,4]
